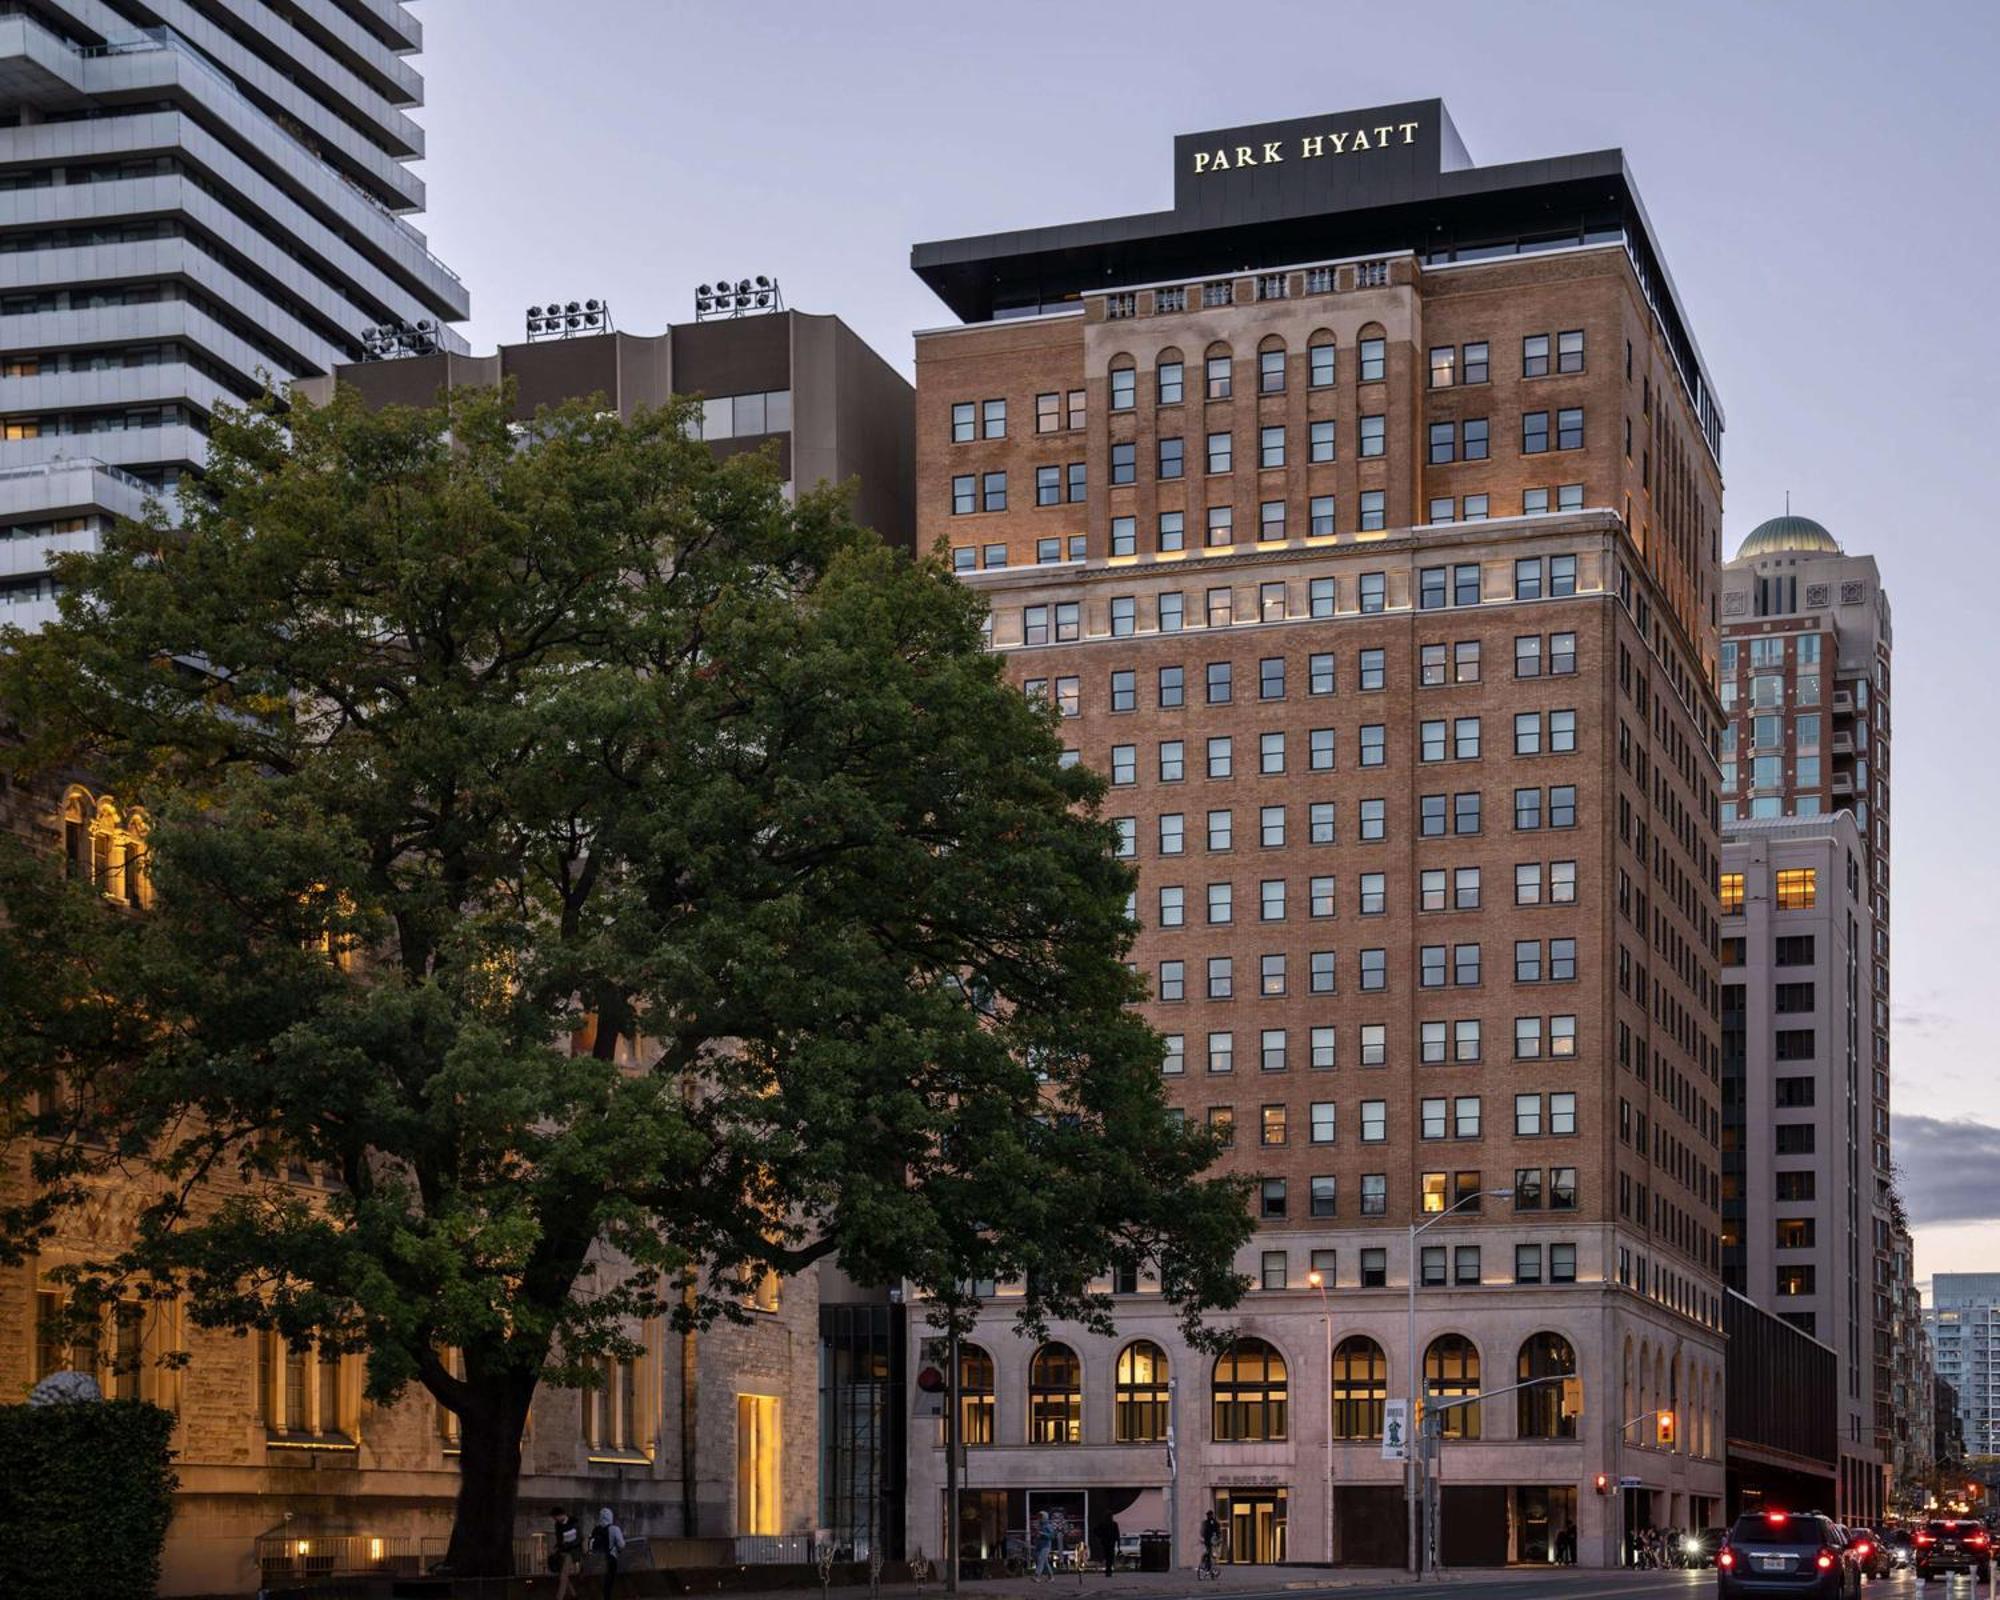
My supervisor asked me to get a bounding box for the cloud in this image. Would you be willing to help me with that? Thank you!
[1894,1115,2000,1225]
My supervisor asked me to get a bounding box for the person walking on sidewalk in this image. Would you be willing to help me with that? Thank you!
[590,1506,626,1596]
[1033,1509,1056,1581]
[551,1508,583,1599]
[1198,1511,1221,1579]
[1093,1509,1117,1577]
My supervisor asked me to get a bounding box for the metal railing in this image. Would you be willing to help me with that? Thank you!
[0,456,153,492]
[253,1532,547,1580]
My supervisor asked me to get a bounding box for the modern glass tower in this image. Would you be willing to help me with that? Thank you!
[0,0,469,628]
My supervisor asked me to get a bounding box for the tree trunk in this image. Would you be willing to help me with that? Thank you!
[443,1380,535,1577]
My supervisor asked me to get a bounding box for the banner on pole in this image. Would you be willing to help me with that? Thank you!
[1381,1398,1411,1459]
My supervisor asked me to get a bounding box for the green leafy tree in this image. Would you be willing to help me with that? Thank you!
[0,387,1250,1575]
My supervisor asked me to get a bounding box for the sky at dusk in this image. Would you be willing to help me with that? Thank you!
[410,0,2000,1292]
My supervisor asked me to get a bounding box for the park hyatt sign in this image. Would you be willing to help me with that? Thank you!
[1168,100,1467,228]
[1189,119,1422,176]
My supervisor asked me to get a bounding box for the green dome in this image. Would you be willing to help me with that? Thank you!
[1738,514,1841,558]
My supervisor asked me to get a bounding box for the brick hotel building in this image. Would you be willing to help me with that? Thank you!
[906,102,1728,1568]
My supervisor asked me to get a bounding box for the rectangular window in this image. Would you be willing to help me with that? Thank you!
[1310,1177,1336,1218]
[1557,329,1584,373]
[1207,810,1233,851]
[1556,408,1583,450]
[1360,1100,1386,1142]
[1515,1245,1543,1284]
[1359,725,1385,767]
[1463,419,1489,460]
[1158,960,1184,1001]
[1207,432,1233,474]
[1428,421,1455,466]
[1462,343,1489,384]
[952,402,976,443]
[1310,803,1336,845]
[1158,362,1183,405]
[1522,411,1549,454]
[1110,368,1136,410]
[1776,868,1817,909]
[1311,1027,1336,1070]
[952,475,976,515]
[1359,490,1385,531]
[1158,813,1185,855]
[1161,1033,1184,1075]
[1359,337,1385,382]
[982,472,1007,512]
[1429,346,1455,388]
[1157,436,1184,480]
[1206,355,1232,399]
[1111,442,1136,485]
[1207,507,1234,548]
[1523,334,1550,378]
[1310,951,1336,994]
[1035,392,1060,434]
[1260,501,1286,540]
[1359,415,1385,458]
[1359,798,1385,840]
[1309,343,1335,387]
[1310,1101,1336,1143]
[1208,1032,1235,1074]
[1158,885,1185,926]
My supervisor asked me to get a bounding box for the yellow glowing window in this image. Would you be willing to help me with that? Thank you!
[1420,1172,1448,1214]
[1775,868,1817,910]
[1719,873,1744,914]
[735,1394,782,1534]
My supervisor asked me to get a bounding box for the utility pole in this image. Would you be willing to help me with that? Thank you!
[945,1320,960,1594]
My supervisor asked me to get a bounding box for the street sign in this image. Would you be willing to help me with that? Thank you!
[1561,1376,1583,1418]
[1381,1398,1411,1459]
[1618,1475,1642,1489]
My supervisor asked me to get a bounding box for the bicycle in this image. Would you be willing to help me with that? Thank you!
[1196,1547,1220,1581]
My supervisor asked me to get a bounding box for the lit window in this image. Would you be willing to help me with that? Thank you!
[1776,868,1817,909]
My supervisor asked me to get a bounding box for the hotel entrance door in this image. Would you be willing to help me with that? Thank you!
[1213,1489,1287,1563]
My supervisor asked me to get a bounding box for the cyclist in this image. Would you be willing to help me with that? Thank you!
[1198,1511,1221,1580]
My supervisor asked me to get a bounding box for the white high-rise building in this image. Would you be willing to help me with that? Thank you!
[1,0,469,628]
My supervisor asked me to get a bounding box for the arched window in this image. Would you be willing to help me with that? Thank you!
[959,1343,995,1446]
[1108,357,1137,414]
[1029,1342,1081,1443]
[122,809,152,909]
[1331,1335,1387,1439]
[61,789,93,881]
[90,797,125,898]
[1203,342,1234,402]
[1356,323,1387,384]
[1424,1334,1480,1439]
[1307,331,1337,389]
[1115,1341,1169,1443]
[1213,1336,1287,1441]
[1517,1332,1577,1439]
[1256,334,1288,395]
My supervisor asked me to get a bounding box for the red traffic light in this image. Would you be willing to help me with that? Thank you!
[1593,1473,1610,1496]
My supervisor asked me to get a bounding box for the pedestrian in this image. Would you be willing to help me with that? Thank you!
[1093,1509,1117,1577]
[1199,1511,1221,1578]
[1033,1509,1055,1581]
[551,1508,583,1599]
[590,1506,625,1597]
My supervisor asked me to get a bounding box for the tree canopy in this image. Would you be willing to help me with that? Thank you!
[0,386,1250,1573]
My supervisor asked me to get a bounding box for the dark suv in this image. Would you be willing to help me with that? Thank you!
[1914,1519,1992,1583]
[1719,1511,1859,1600]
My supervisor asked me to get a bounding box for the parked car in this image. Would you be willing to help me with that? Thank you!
[1844,1527,1889,1579]
[1879,1528,1913,1570]
[1719,1511,1860,1600]
[1913,1518,1993,1584]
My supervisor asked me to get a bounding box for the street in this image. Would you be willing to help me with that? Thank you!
[937,1569,1984,1600]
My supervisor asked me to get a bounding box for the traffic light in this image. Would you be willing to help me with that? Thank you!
[1593,1473,1611,1496]
[1656,1410,1676,1446]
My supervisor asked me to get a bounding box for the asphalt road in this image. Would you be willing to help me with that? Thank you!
[1153,1572,1973,1600]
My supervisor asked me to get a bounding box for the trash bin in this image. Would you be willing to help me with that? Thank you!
[1139,1533,1171,1573]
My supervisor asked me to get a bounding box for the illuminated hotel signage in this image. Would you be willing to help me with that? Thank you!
[1169,101,1462,225]
[1189,119,1421,175]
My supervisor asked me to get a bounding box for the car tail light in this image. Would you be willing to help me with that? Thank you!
[1766,1510,1790,1525]
[1970,1532,1992,1550]
[1854,1541,1872,1557]
[1718,1548,1736,1570]
[1815,1550,1835,1571]
[1916,1532,1937,1546]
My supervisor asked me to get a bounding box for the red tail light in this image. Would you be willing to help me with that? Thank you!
[1766,1510,1790,1525]
[1718,1548,1736,1570]
[1815,1550,1835,1571]
[1970,1532,1992,1550]
[1916,1532,1937,1546]
[1853,1541,1872,1557]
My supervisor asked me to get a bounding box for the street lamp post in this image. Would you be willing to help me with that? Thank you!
[1405,1187,1512,1577]
[1308,1270,1333,1564]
